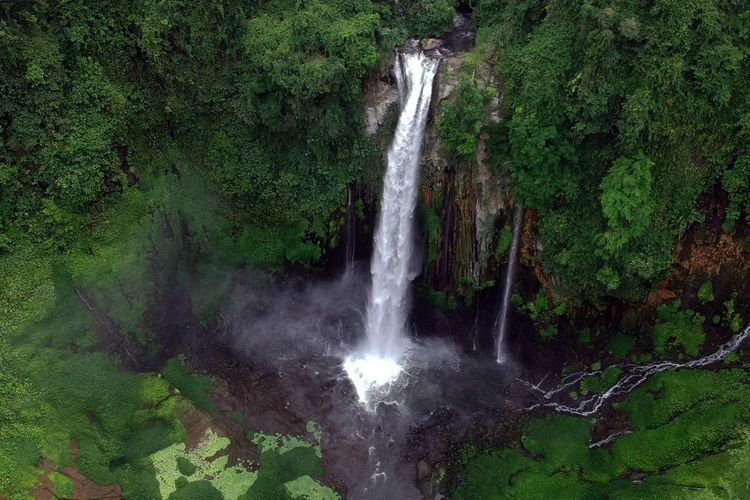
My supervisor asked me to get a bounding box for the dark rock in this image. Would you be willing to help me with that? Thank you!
[417,459,432,481]
[421,38,443,51]
[444,13,476,52]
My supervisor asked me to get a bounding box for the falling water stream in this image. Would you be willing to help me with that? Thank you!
[344,51,440,404]
[495,205,524,363]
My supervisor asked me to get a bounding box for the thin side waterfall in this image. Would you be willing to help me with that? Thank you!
[344,51,440,403]
[495,205,524,364]
[345,184,356,268]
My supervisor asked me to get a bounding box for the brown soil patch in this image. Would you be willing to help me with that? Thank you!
[679,233,748,276]
[645,284,679,308]
[182,406,214,451]
[32,457,121,500]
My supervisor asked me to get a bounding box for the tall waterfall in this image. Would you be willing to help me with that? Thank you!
[495,205,524,364]
[344,51,439,403]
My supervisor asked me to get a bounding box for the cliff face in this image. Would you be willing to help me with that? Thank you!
[365,21,515,306]
[418,49,509,296]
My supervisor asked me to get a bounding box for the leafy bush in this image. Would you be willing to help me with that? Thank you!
[495,225,512,257]
[599,154,655,254]
[607,334,634,360]
[697,281,714,304]
[652,300,705,357]
[580,367,622,395]
[176,457,197,476]
[515,290,566,341]
[439,73,491,159]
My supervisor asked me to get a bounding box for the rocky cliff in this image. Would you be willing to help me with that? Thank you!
[365,16,518,309]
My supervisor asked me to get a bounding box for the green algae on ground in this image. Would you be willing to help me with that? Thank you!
[150,428,255,499]
[148,425,339,499]
[451,367,750,499]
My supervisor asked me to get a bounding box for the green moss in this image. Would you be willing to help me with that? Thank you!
[169,480,223,500]
[418,198,441,268]
[697,281,714,304]
[608,334,635,360]
[417,284,458,310]
[177,457,197,476]
[580,367,622,395]
[451,368,750,498]
[151,427,255,499]
[161,358,214,414]
[495,225,512,257]
[48,471,74,498]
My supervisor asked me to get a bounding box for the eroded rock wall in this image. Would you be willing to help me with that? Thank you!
[365,26,516,304]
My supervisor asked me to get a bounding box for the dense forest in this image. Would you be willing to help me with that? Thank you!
[2,0,750,499]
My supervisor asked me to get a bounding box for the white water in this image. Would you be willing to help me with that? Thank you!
[495,205,524,363]
[345,51,439,404]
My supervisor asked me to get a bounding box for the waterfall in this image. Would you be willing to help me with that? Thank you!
[344,51,440,403]
[495,205,524,364]
[345,184,356,268]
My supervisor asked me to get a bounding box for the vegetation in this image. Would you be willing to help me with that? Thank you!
[652,300,706,357]
[451,368,750,499]
[438,64,493,159]
[475,0,750,303]
[513,290,566,340]
[3,0,750,498]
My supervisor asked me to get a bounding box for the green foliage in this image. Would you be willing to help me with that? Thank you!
[516,289,566,341]
[0,0,387,267]
[652,300,705,357]
[495,224,512,257]
[724,294,743,334]
[580,367,622,395]
[245,432,337,500]
[477,0,750,303]
[599,154,655,254]
[390,0,456,38]
[162,358,214,414]
[418,284,458,310]
[721,154,750,231]
[177,457,197,476]
[48,471,74,498]
[438,71,491,159]
[697,281,714,304]
[608,334,634,360]
[451,368,750,499]
[169,480,224,500]
[418,198,442,268]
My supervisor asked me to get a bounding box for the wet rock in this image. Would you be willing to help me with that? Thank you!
[421,38,443,51]
[365,80,399,136]
[444,13,476,52]
[417,459,432,481]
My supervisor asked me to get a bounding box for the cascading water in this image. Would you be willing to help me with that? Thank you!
[494,205,524,364]
[344,51,440,404]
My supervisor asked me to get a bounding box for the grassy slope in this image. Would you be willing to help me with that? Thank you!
[451,367,750,499]
[0,167,338,499]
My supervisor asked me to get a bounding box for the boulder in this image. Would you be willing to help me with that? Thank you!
[421,38,444,51]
